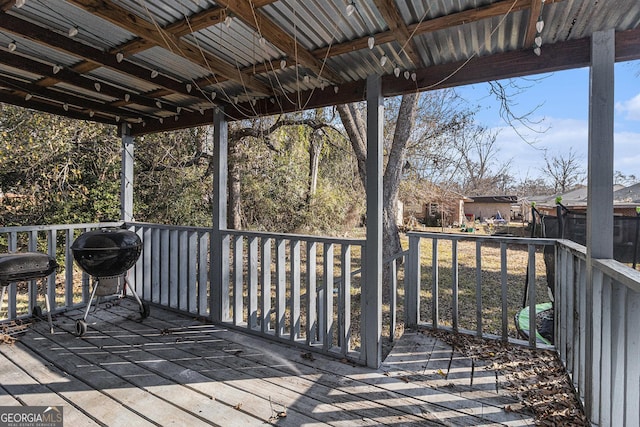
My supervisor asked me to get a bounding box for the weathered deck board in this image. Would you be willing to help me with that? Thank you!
[0,299,536,426]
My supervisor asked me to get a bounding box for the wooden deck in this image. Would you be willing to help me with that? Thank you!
[0,299,535,426]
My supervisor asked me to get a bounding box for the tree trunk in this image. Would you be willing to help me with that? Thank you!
[307,132,323,204]
[338,93,419,261]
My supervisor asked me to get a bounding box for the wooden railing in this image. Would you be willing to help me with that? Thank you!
[556,239,640,426]
[404,231,557,347]
[128,223,367,363]
[3,223,639,422]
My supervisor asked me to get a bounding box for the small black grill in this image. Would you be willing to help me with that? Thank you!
[71,227,148,336]
[0,252,58,333]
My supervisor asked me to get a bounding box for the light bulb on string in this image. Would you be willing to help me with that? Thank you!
[211,92,217,100]
[124,93,130,102]
[346,3,355,16]
[533,47,541,56]
[63,103,69,111]
[280,59,287,70]
[116,52,124,63]
[89,110,94,117]
[303,75,310,84]
[259,36,266,46]
[411,72,417,82]
[534,36,542,47]
[334,86,339,94]
[367,36,375,50]
[52,64,61,74]
[158,117,163,124]
[25,93,32,101]
[115,116,120,122]
[186,83,192,93]
[224,16,232,28]
[94,82,101,91]
[150,69,159,78]
[68,27,78,37]
[379,55,387,67]
[156,101,162,108]
[536,19,544,33]
[7,41,16,52]
[404,70,410,80]
[394,67,400,78]
[15,0,25,8]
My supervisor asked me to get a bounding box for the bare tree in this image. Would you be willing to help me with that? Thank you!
[540,147,585,193]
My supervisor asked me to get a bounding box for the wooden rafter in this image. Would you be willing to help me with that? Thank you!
[372,0,423,67]
[524,0,545,48]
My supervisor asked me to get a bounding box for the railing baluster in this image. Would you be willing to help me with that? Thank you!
[500,242,508,341]
[169,229,179,309]
[198,231,209,316]
[275,238,286,337]
[160,228,170,307]
[188,231,198,314]
[290,240,301,341]
[452,240,459,332]
[248,236,258,329]
[599,271,612,427]
[340,244,351,353]
[6,231,17,319]
[624,288,640,427]
[610,281,626,425]
[475,240,482,337]
[323,243,334,351]
[306,241,317,345]
[261,237,272,334]
[178,230,188,312]
[432,238,439,329]
[233,235,244,325]
[405,234,420,327]
[151,227,160,304]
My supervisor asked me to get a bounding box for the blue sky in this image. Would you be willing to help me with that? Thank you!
[455,59,640,184]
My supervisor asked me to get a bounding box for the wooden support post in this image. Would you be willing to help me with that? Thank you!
[120,123,134,222]
[363,74,383,368]
[211,108,229,323]
[586,28,615,423]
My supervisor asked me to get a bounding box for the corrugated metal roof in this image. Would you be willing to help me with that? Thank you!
[0,0,636,132]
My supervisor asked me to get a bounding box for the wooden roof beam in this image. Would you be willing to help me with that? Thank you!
[372,0,424,67]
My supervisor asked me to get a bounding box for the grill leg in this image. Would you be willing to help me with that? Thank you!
[44,292,53,334]
[82,278,100,321]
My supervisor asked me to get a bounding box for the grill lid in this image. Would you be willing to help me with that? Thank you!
[71,228,142,277]
[0,252,58,285]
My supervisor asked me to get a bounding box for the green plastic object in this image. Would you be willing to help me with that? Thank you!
[515,302,553,345]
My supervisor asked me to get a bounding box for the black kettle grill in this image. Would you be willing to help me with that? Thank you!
[0,252,58,333]
[71,227,149,336]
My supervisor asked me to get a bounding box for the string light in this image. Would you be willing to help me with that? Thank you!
[89,110,94,117]
[394,67,400,78]
[224,15,232,28]
[68,27,78,37]
[280,59,287,70]
[346,3,355,16]
[258,36,266,46]
[534,36,542,47]
[115,115,120,122]
[150,70,159,78]
[94,82,101,91]
[63,103,69,111]
[155,101,162,108]
[411,72,417,81]
[24,93,32,101]
[116,52,124,63]
[211,92,217,100]
[403,70,410,79]
[7,41,16,52]
[15,0,25,8]
[124,93,130,102]
[379,55,387,67]
[536,18,544,33]
[367,36,375,50]
[534,47,541,56]
[186,83,192,93]
[52,64,61,74]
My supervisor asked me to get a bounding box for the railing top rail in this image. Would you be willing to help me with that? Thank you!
[593,258,640,293]
[406,231,557,246]
[128,222,366,245]
[556,239,587,260]
[0,222,123,233]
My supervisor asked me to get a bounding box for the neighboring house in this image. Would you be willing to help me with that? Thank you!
[401,183,468,227]
[526,184,638,217]
[463,195,518,223]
